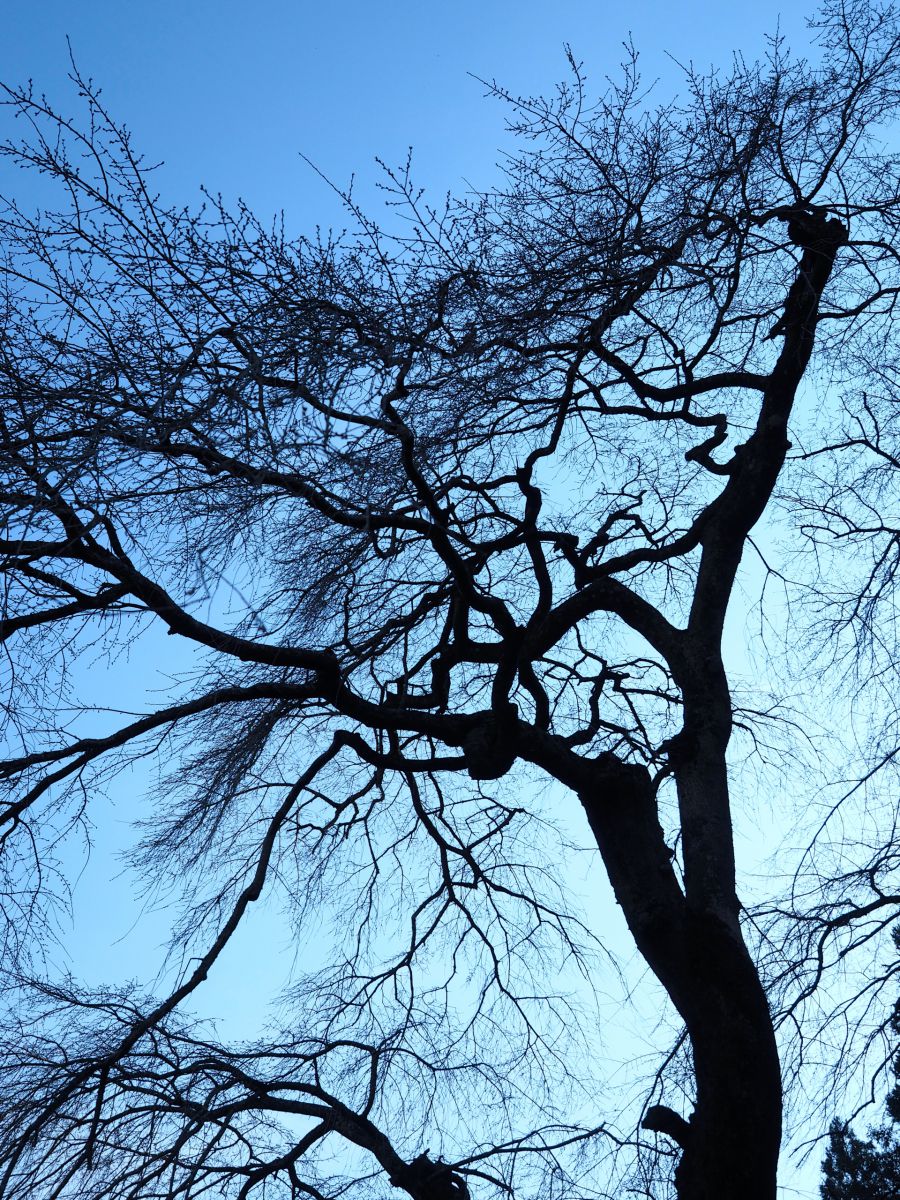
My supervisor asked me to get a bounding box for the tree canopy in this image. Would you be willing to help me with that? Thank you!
[3,3,900,1199]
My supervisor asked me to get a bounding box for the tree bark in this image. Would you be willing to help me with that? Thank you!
[580,753,781,1200]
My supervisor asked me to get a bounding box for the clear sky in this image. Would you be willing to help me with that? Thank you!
[2,1,810,226]
[0,2,824,1196]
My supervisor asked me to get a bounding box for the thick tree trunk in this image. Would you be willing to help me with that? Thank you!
[580,756,781,1200]
[675,911,782,1200]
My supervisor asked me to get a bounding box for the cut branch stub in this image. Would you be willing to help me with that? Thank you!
[390,1154,471,1200]
[642,1103,693,1149]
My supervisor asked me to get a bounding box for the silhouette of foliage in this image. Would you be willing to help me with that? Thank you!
[821,1121,900,1200]
[821,932,900,1199]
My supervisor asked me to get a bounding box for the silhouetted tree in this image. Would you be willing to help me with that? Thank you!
[821,965,900,1200]
[3,4,900,1199]
[821,1122,900,1200]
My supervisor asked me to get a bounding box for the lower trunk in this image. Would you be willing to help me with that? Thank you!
[579,762,782,1200]
[674,911,782,1200]
[677,1066,781,1200]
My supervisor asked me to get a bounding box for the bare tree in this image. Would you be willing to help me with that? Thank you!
[2,3,900,1198]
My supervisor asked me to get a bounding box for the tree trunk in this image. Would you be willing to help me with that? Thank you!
[580,755,781,1200]
[675,910,782,1200]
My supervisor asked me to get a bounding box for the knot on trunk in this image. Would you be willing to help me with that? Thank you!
[784,208,848,252]
[462,703,518,780]
[593,751,651,797]
[390,1154,471,1200]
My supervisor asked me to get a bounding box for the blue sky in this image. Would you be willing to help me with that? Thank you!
[1,2,825,1194]
[3,1,809,225]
